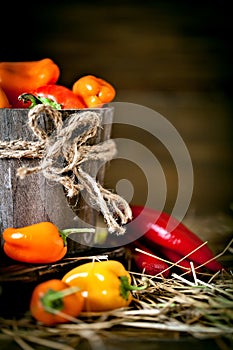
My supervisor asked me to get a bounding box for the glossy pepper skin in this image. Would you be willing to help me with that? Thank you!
[0,86,11,108]
[3,222,67,264]
[19,84,86,110]
[62,260,137,312]
[2,222,94,264]
[0,58,60,107]
[72,75,116,108]
[129,205,223,272]
[30,279,84,325]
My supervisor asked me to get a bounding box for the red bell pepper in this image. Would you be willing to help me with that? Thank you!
[128,205,223,272]
[18,84,86,109]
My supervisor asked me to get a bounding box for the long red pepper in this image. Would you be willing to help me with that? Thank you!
[157,246,197,274]
[128,240,170,278]
[128,205,223,272]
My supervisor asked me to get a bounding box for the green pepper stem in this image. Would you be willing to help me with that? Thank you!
[18,93,62,110]
[41,286,80,312]
[45,286,80,302]
[59,228,96,246]
[119,276,149,301]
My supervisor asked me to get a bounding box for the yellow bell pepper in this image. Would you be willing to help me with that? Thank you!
[62,260,145,312]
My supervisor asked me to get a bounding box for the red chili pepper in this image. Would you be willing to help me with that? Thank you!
[158,246,197,274]
[128,240,170,277]
[18,84,86,110]
[128,205,223,272]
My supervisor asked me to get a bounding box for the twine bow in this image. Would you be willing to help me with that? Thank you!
[14,105,131,234]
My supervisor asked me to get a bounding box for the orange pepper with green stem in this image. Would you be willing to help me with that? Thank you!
[2,221,95,264]
[0,58,60,107]
[72,75,116,108]
[30,279,84,325]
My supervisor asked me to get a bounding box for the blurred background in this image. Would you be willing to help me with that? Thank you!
[1,0,233,236]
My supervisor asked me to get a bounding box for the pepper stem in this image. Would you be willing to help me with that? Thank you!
[41,286,80,312]
[119,276,149,301]
[59,228,96,246]
[18,93,62,110]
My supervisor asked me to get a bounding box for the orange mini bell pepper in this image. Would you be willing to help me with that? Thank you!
[62,260,147,312]
[0,86,11,108]
[2,222,95,264]
[0,58,60,107]
[72,75,116,108]
[30,279,84,325]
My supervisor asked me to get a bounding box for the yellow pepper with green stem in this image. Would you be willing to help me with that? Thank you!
[62,260,147,312]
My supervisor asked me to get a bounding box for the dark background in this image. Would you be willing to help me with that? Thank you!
[1,0,233,217]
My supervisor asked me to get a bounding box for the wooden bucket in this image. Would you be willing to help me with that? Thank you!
[0,106,114,256]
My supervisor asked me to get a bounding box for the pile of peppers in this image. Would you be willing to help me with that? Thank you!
[0,58,116,109]
[29,260,145,325]
[1,207,224,325]
[2,223,145,323]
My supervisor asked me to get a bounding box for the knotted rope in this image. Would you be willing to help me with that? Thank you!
[0,105,132,234]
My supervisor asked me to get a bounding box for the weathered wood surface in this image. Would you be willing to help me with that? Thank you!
[0,109,50,232]
[0,107,113,251]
